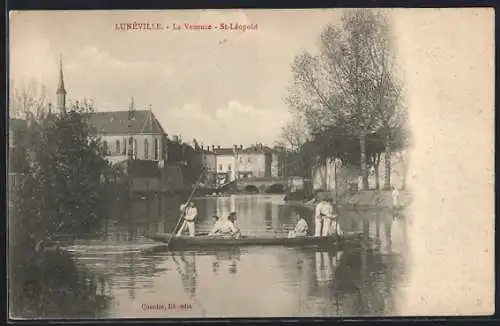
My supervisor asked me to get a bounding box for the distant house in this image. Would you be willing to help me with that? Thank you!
[85,109,168,166]
[239,144,274,179]
[199,145,217,187]
[207,143,283,186]
[212,145,237,186]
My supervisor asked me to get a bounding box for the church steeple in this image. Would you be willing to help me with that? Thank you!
[56,56,67,113]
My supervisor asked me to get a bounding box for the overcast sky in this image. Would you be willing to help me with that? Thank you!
[8,8,495,315]
[10,9,344,147]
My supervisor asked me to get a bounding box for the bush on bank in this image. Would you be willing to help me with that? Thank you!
[9,105,115,318]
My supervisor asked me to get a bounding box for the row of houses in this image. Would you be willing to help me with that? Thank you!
[200,143,285,186]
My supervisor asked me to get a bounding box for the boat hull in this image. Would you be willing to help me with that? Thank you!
[146,231,365,249]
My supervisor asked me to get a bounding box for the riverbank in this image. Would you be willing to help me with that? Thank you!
[10,247,111,319]
[286,189,412,210]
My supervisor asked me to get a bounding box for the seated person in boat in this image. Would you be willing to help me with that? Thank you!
[288,214,309,238]
[208,215,224,236]
[212,212,241,238]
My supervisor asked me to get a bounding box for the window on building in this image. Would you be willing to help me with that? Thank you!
[239,157,243,163]
[248,157,251,163]
[144,139,149,159]
[122,138,127,155]
[116,140,121,154]
[154,138,159,160]
[219,164,223,171]
[228,164,231,171]
[134,139,138,158]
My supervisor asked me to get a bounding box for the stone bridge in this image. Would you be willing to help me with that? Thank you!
[235,177,288,194]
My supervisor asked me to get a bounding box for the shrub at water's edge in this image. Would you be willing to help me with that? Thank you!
[9,104,115,318]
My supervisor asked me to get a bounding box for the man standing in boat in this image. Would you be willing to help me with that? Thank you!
[177,201,198,237]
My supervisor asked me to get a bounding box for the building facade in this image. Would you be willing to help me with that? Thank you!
[199,145,217,187]
[52,58,183,194]
[85,108,168,166]
[213,146,237,186]
[205,143,283,186]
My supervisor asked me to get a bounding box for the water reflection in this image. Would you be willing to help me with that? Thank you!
[211,248,241,275]
[65,195,409,318]
[171,253,197,299]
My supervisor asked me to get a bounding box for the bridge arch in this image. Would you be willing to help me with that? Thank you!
[244,185,259,194]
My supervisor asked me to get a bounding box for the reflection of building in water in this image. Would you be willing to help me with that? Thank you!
[315,250,343,285]
[203,197,217,220]
[216,196,236,220]
[365,211,408,255]
[127,253,137,300]
[212,249,241,275]
[264,202,273,231]
[272,203,280,231]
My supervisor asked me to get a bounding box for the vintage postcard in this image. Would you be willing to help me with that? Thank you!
[8,8,494,319]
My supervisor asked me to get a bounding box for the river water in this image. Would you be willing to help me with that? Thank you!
[65,194,410,318]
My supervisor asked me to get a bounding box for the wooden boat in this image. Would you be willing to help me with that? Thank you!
[146,231,365,249]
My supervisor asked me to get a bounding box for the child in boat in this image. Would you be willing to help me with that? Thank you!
[288,214,309,238]
[208,215,224,236]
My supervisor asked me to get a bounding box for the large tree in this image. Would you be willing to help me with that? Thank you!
[10,79,49,119]
[9,98,114,318]
[286,9,405,190]
[12,101,112,252]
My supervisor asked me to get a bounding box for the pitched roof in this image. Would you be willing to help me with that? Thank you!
[242,145,274,154]
[213,147,235,156]
[85,110,166,135]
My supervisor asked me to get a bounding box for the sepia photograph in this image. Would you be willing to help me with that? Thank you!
[8,8,494,319]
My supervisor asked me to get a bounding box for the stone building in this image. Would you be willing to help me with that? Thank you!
[85,105,168,165]
[207,143,283,187]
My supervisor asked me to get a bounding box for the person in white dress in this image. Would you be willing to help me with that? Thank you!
[314,195,334,236]
[315,194,343,236]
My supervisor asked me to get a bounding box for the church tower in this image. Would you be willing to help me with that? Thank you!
[56,56,67,113]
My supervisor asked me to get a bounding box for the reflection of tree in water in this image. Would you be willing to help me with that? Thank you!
[275,209,407,316]
[11,249,113,318]
[332,233,406,315]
